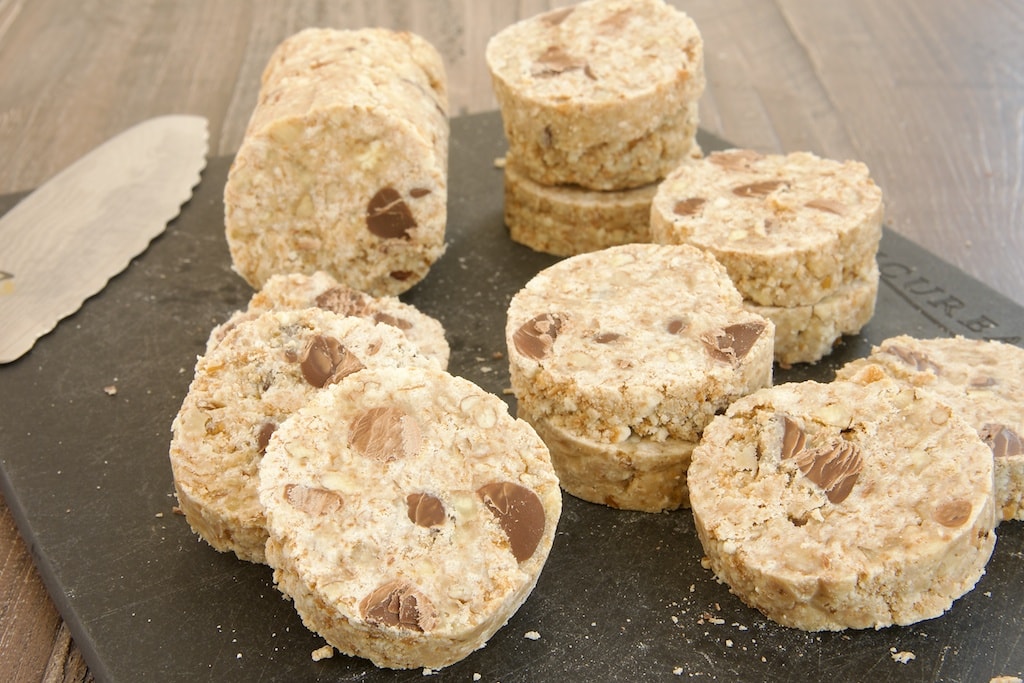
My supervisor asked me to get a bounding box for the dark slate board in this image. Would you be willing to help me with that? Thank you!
[1,111,1023,683]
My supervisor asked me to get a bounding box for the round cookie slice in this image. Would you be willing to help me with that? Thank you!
[169,308,439,563]
[506,243,774,444]
[688,376,996,631]
[518,402,694,512]
[836,335,1024,521]
[258,365,562,670]
[224,28,449,295]
[650,148,884,307]
[209,271,450,367]
[486,0,705,190]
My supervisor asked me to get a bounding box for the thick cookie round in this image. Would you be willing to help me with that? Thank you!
[837,335,1024,521]
[258,366,562,669]
[209,271,449,367]
[506,243,774,444]
[169,308,438,563]
[689,377,996,631]
[650,148,884,307]
[224,28,448,295]
[486,0,705,190]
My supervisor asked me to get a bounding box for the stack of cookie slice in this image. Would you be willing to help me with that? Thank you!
[506,243,774,512]
[650,149,885,365]
[486,0,705,256]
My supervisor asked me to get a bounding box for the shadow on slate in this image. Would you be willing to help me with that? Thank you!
[0,110,1022,683]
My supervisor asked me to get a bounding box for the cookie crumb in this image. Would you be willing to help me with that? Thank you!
[889,648,915,664]
[990,677,1023,683]
[494,156,507,169]
[103,384,118,396]
[311,644,334,661]
[422,667,436,676]
[473,675,482,682]
[524,630,541,641]
[673,666,684,675]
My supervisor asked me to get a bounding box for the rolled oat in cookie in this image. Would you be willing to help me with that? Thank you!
[506,243,774,445]
[224,28,448,295]
[169,308,439,563]
[258,366,561,670]
[486,0,705,190]
[688,376,996,631]
[837,335,1024,521]
[650,148,884,307]
[208,271,449,367]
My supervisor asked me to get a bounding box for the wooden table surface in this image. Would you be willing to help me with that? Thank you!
[0,1,1021,680]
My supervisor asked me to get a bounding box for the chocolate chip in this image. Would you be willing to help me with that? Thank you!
[805,198,846,215]
[284,483,344,516]
[673,198,706,217]
[256,421,277,455]
[666,318,689,335]
[315,286,372,316]
[780,416,806,460]
[513,313,563,361]
[373,311,414,330]
[407,493,446,527]
[409,187,431,198]
[884,345,941,374]
[360,581,434,631]
[348,407,421,461]
[593,332,622,344]
[532,45,588,78]
[732,180,786,198]
[979,423,1023,459]
[367,187,416,239]
[934,499,972,527]
[701,321,766,363]
[786,440,863,504]
[389,270,414,281]
[299,335,365,388]
[477,482,546,563]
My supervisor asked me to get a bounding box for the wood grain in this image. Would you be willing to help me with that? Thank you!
[0,1,1021,680]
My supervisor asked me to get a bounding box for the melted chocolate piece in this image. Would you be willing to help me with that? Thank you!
[477,482,546,563]
[284,483,344,516]
[299,335,364,388]
[732,180,786,198]
[979,423,1024,458]
[513,313,563,361]
[360,581,433,631]
[407,493,446,527]
[256,421,277,455]
[367,187,417,239]
[673,197,706,217]
[701,322,766,363]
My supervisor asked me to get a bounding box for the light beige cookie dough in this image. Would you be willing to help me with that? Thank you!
[749,262,879,366]
[208,271,449,367]
[650,148,884,307]
[224,28,449,296]
[517,402,694,512]
[169,308,438,563]
[258,366,562,670]
[837,335,1024,521]
[486,0,705,190]
[504,139,702,257]
[506,243,774,444]
[688,376,996,631]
